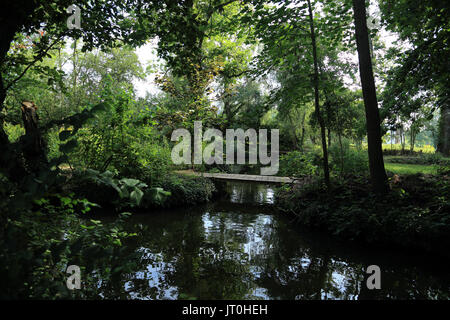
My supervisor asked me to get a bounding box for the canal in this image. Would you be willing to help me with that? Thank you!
[99,181,450,300]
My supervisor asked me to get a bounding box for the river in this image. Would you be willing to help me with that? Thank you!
[99,181,450,300]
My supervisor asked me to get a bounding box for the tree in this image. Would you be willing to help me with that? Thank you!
[244,0,355,186]
[307,0,330,187]
[0,0,149,182]
[352,0,389,194]
[381,74,434,153]
[379,0,450,155]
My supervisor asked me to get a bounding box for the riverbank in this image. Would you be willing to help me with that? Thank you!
[66,165,450,260]
[275,172,450,258]
[67,170,217,212]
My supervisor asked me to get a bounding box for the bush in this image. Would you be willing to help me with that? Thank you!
[68,169,171,211]
[153,174,216,207]
[385,154,450,166]
[0,192,140,299]
[4,123,25,143]
[381,144,436,156]
[134,140,172,185]
[329,140,369,176]
[275,173,450,256]
[278,151,319,177]
[46,128,63,162]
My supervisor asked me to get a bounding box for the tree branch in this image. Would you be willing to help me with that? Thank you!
[4,36,64,93]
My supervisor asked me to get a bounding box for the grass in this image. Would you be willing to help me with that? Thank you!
[381,143,436,153]
[384,162,438,175]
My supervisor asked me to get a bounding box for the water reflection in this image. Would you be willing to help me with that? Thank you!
[101,182,450,300]
[226,182,275,205]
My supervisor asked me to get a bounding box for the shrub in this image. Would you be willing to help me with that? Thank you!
[46,128,62,162]
[275,173,450,256]
[135,140,172,185]
[154,174,216,207]
[381,143,436,156]
[329,140,369,176]
[0,192,140,299]
[68,169,171,211]
[4,123,25,143]
[278,151,319,177]
[385,154,450,166]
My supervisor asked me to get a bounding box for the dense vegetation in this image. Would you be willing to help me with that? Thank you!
[0,0,448,299]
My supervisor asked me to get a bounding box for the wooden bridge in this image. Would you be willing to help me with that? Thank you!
[185,172,300,184]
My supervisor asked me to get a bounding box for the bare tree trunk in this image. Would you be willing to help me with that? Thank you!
[352,0,388,194]
[307,0,330,188]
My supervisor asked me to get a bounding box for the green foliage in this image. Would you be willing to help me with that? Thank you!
[379,0,450,154]
[276,173,450,256]
[0,0,448,300]
[384,154,450,166]
[70,169,171,210]
[328,140,369,176]
[381,143,436,155]
[278,151,319,177]
[70,80,136,172]
[437,164,450,176]
[0,192,140,299]
[66,76,174,186]
[135,140,173,185]
[86,170,148,208]
[153,174,216,208]
[3,123,25,143]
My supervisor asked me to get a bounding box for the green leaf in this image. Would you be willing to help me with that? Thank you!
[120,178,141,187]
[130,188,144,206]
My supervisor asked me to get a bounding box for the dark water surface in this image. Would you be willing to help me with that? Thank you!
[103,182,450,300]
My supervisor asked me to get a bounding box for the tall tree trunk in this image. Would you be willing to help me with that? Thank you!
[410,124,416,152]
[300,112,306,151]
[400,126,405,153]
[338,133,344,175]
[352,0,388,194]
[437,105,450,156]
[307,0,330,188]
[327,128,331,148]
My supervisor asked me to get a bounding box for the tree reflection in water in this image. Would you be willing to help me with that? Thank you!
[98,182,450,300]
